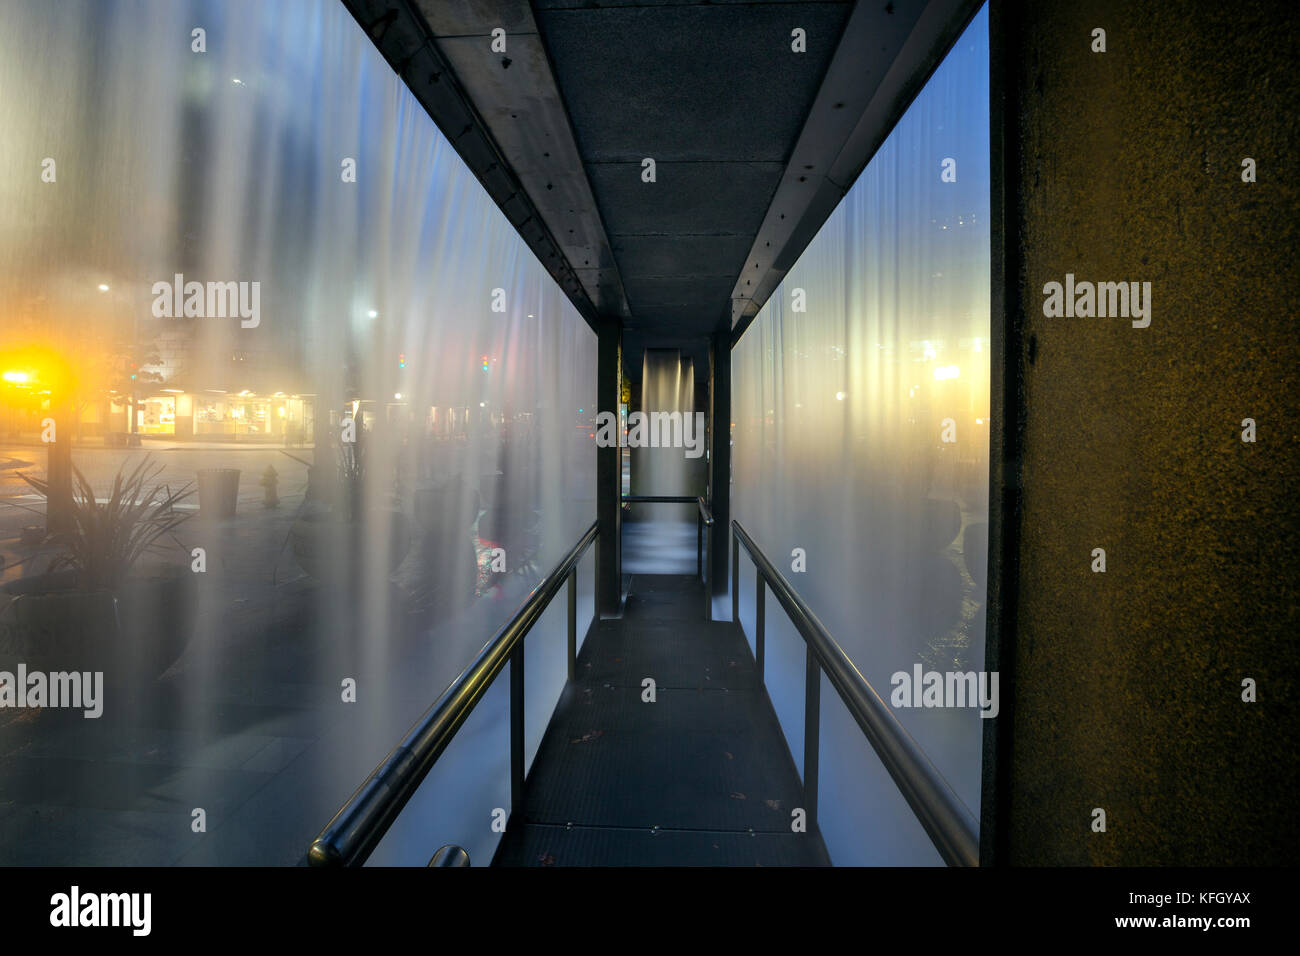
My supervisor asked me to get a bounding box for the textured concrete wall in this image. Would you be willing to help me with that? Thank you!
[997,0,1299,864]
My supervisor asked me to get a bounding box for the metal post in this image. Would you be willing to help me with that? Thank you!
[803,646,820,827]
[567,567,577,681]
[703,517,712,621]
[510,644,524,819]
[705,519,714,621]
[756,573,765,684]
[428,845,470,867]
[731,531,739,623]
[696,510,703,580]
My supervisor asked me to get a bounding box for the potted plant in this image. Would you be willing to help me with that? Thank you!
[0,456,198,687]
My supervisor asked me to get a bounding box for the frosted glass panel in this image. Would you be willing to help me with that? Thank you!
[0,0,594,865]
[732,5,989,865]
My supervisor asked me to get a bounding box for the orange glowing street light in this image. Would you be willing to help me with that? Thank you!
[0,346,76,396]
[0,346,77,532]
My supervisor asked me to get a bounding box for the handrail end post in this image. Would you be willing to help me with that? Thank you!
[428,844,471,867]
[308,838,344,868]
[730,527,739,623]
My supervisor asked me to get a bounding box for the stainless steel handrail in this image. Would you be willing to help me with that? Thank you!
[428,845,470,867]
[308,519,599,867]
[619,494,711,524]
[730,519,980,868]
[696,495,713,526]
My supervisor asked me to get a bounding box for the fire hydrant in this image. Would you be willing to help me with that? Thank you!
[260,465,279,508]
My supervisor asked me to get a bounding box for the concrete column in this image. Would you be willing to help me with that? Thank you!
[986,0,1299,865]
[708,329,731,605]
[596,318,622,616]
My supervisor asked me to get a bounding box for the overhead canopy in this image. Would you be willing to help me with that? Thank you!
[343,0,983,378]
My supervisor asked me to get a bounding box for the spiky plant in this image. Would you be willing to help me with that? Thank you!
[19,455,194,593]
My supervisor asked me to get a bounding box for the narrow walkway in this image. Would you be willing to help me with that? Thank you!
[494,574,830,866]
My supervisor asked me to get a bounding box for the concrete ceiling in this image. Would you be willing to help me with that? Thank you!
[342,0,984,379]
[534,0,853,357]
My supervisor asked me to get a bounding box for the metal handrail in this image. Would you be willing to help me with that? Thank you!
[308,519,599,867]
[696,495,713,526]
[730,519,980,868]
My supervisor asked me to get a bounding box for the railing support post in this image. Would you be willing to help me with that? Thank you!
[731,530,739,623]
[510,643,524,820]
[704,516,713,621]
[803,646,820,828]
[755,573,765,684]
[697,510,703,581]
[567,567,577,681]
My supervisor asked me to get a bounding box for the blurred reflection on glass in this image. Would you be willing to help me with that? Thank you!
[732,5,990,865]
[0,0,594,865]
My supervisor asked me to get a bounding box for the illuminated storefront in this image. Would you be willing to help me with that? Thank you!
[191,391,313,442]
[98,389,314,443]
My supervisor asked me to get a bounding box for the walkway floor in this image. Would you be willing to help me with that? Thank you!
[494,574,830,866]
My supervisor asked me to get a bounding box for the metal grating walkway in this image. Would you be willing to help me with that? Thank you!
[493,575,830,866]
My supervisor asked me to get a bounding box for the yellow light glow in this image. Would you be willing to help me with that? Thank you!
[934,365,960,380]
[3,370,30,384]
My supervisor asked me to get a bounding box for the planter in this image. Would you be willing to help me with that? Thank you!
[0,588,120,677]
[288,506,412,583]
[413,477,480,537]
[0,569,198,689]
[115,571,200,678]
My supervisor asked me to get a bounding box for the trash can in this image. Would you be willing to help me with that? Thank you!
[196,469,240,518]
